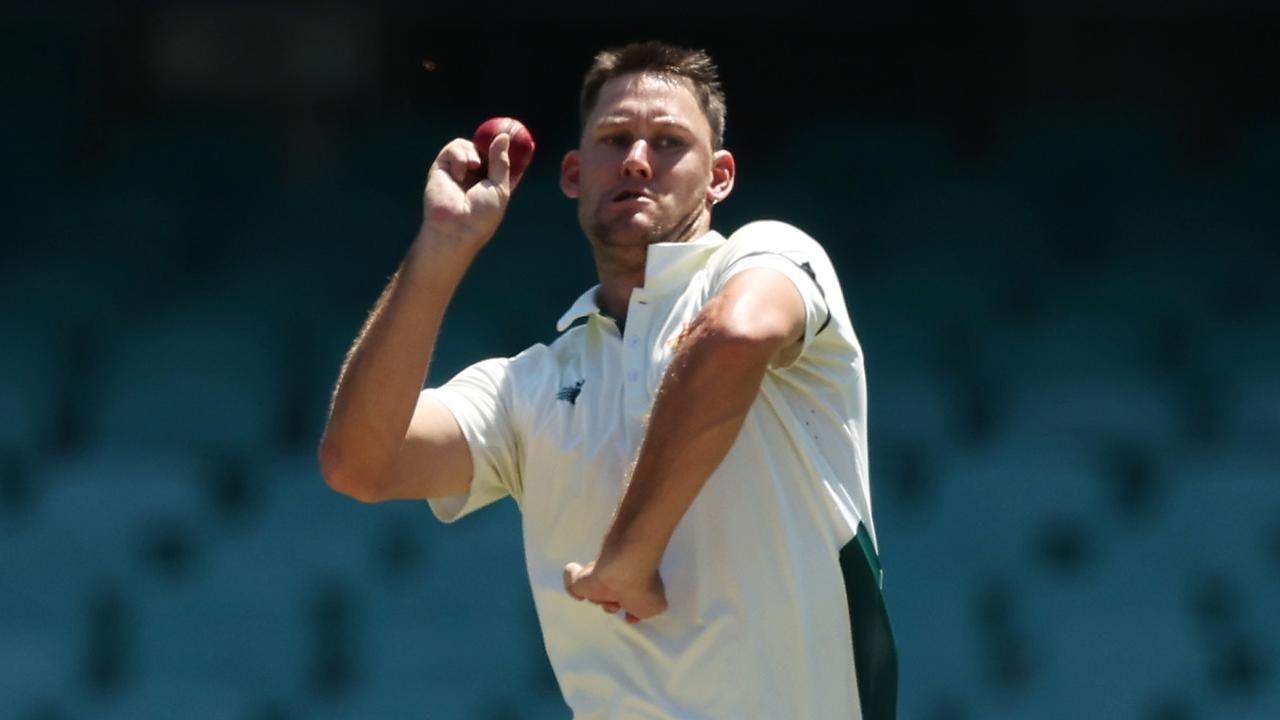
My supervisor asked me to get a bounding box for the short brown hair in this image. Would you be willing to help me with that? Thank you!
[579,41,727,149]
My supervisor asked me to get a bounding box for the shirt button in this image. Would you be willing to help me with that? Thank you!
[627,337,639,348]
[626,369,639,383]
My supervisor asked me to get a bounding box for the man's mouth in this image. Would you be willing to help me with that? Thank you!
[611,189,652,204]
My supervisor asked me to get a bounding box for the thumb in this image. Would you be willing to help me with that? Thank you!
[563,561,588,600]
[487,132,511,192]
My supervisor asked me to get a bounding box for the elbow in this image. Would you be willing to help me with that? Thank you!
[719,316,794,351]
[317,439,389,504]
[696,268,806,362]
[697,306,795,365]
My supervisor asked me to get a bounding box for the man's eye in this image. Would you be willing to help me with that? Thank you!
[601,135,629,147]
[655,136,685,149]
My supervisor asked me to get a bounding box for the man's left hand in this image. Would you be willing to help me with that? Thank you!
[563,559,667,624]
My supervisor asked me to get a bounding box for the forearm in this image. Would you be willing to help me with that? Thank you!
[319,230,474,488]
[601,321,775,575]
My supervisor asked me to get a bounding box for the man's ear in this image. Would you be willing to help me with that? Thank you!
[708,149,736,205]
[560,150,581,199]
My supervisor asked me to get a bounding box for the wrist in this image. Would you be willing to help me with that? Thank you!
[598,526,667,581]
[406,226,481,280]
[415,213,494,253]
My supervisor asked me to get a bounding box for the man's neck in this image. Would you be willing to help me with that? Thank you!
[589,215,713,326]
[594,267,645,327]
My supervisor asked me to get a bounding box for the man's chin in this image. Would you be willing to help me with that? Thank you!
[592,216,666,248]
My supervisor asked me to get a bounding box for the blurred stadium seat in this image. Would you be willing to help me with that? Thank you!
[21,449,208,581]
[1001,374,1183,449]
[2,450,210,715]
[86,309,288,453]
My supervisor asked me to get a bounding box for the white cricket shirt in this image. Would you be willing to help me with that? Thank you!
[424,221,875,719]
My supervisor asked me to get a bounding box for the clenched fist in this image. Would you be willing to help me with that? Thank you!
[564,559,668,624]
[420,132,514,255]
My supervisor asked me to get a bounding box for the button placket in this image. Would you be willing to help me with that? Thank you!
[623,295,652,407]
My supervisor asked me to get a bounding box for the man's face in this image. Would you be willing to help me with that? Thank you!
[561,72,734,251]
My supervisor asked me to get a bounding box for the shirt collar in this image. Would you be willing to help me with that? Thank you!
[556,285,605,332]
[555,230,726,332]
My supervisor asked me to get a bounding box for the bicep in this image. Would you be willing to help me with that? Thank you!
[383,393,473,500]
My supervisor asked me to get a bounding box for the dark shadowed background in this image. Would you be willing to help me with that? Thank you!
[2,2,1278,719]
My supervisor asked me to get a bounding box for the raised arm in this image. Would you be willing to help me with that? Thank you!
[564,267,807,621]
[318,134,514,503]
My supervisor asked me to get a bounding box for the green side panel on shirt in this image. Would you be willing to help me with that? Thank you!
[840,524,899,719]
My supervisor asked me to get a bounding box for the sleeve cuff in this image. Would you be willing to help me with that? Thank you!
[421,386,511,523]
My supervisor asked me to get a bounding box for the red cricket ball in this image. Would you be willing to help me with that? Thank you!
[472,117,536,189]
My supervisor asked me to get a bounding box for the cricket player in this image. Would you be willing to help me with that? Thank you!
[319,41,896,719]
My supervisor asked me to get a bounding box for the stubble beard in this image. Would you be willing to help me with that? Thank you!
[584,198,708,254]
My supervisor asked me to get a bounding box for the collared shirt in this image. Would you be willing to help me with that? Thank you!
[424,221,875,719]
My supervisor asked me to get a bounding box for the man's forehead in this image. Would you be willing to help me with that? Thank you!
[591,72,703,121]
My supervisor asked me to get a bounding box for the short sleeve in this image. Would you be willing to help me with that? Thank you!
[712,220,832,357]
[421,356,521,523]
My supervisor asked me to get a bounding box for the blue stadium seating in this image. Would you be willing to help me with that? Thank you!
[4,62,1278,717]
[1001,374,1183,449]
[86,309,288,453]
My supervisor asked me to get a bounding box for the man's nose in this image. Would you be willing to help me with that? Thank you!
[621,140,652,179]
